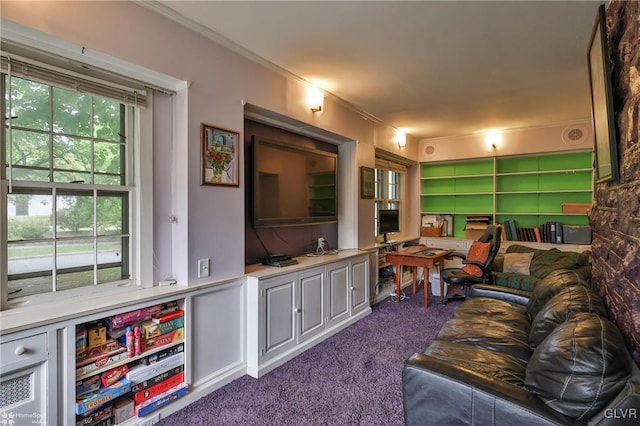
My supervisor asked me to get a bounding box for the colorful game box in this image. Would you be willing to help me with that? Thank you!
[75,379,131,415]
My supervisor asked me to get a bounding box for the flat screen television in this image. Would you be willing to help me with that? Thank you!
[253,137,338,228]
[379,209,400,243]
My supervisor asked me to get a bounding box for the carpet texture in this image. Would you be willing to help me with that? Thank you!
[157,287,458,425]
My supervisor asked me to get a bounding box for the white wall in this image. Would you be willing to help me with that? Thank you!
[418,121,593,162]
[1,0,417,286]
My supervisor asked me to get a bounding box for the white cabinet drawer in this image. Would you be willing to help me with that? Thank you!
[1,333,48,372]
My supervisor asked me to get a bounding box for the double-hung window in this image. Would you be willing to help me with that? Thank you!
[374,158,405,237]
[1,47,148,305]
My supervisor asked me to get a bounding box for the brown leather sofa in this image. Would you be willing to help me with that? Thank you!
[402,269,640,425]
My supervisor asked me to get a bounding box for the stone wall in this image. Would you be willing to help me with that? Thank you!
[590,1,640,363]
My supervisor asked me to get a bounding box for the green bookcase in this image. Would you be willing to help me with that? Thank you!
[421,151,593,238]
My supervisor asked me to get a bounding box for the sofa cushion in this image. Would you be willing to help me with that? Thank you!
[503,252,534,275]
[529,248,581,279]
[462,241,491,277]
[492,272,538,292]
[525,269,588,320]
[529,285,607,347]
[424,340,527,386]
[436,318,532,362]
[524,313,633,421]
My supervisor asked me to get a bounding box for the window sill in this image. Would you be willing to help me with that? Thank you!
[1,281,183,335]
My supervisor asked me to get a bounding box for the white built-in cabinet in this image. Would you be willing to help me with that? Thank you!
[246,253,370,378]
[0,330,52,425]
[0,251,370,423]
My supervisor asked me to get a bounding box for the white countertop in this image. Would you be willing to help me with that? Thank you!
[245,249,369,279]
[0,276,243,336]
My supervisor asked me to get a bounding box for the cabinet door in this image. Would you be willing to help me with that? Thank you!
[260,276,296,362]
[1,333,48,424]
[326,262,349,327]
[350,256,369,314]
[298,267,325,343]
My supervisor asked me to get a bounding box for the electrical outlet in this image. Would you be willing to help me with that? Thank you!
[198,258,210,278]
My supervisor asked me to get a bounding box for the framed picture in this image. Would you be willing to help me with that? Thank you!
[360,166,375,199]
[587,4,619,183]
[201,123,239,186]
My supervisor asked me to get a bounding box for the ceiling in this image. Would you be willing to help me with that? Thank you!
[152,1,602,140]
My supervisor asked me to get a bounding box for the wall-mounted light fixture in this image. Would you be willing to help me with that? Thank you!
[394,129,407,148]
[484,130,502,149]
[306,86,324,113]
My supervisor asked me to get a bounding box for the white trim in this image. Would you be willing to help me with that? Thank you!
[0,19,183,93]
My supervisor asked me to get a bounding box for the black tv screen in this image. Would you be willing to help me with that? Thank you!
[253,137,338,228]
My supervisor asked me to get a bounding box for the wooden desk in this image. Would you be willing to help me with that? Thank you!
[384,246,454,308]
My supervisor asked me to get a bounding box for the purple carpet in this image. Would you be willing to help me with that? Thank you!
[157,287,458,425]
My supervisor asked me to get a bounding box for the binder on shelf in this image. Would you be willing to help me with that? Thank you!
[555,222,564,244]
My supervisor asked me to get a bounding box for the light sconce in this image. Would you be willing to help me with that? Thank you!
[394,129,407,148]
[484,130,502,149]
[306,87,324,113]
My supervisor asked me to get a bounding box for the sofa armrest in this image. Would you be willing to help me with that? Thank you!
[403,353,573,426]
[469,284,531,306]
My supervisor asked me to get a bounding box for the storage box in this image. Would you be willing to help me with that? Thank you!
[75,379,131,415]
[87,324,107,348]
[464,223,488,240]
[113,397,134,424]
[420,225,443,237]
[561,203,591,214]
[562,225,592,244]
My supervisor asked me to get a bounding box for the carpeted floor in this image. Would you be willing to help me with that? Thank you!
[157,287,459,426]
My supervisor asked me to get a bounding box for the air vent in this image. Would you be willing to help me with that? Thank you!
[423,145,436,159]
[562,125,588,145]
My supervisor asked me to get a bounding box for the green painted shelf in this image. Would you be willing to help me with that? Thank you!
[421,151,593,238]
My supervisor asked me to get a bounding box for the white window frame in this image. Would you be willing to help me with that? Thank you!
[0,21,170,309]
[374,160,406,238]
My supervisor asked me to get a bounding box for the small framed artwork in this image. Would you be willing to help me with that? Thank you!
[201,123,239,186]
[360,166,375,199]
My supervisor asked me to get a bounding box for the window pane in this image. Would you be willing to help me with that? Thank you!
[53,135,91,183]
[97,266,124,285]
[97,194,123,235]
[6,76,50,131]
[93,98,123,141]
[94,141,122,180]
[56,238,94,291]
[52,87,91,137]
[6,129,50,181]
[7,240,53,276]
[56,269,94,292]
[7,193,53,240]
[56,192,94,236]
[98,236,124,268]
[8,240,54,298]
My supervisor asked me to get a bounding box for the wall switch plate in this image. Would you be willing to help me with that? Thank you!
[198,258,210,278]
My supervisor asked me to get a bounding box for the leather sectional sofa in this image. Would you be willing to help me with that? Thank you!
[491,244,591,292]
[402,269,640,425]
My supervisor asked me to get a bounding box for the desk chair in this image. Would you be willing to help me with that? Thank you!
[440,225,502,303]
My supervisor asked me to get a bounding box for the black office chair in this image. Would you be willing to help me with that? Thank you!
[440,225,502,303]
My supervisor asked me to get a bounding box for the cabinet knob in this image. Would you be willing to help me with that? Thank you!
[294,308,301,313]
[350,286,355,291]
[14,346,25,356]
